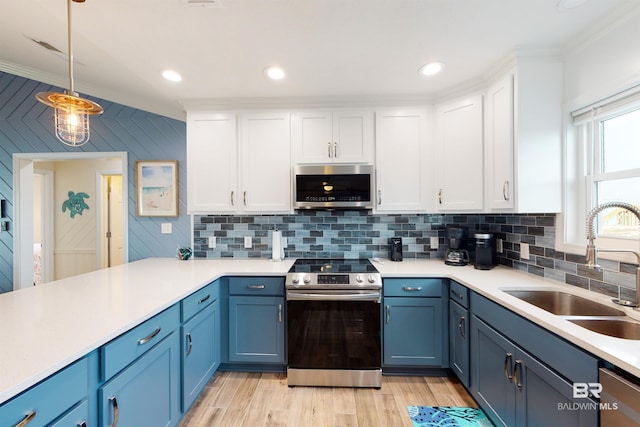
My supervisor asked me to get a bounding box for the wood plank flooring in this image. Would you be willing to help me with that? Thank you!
[179,372,477,427]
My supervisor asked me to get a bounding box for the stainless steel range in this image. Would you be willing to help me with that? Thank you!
[286,259,382,388]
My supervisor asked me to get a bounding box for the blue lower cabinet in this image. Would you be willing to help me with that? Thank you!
[182,299,220,412]
[383,297,444,367]
[449,299,469,387]
[0,357,88,427]
[471,315,597,427]
[99,332,181,427]
[228,295,285,363]
[49,400,89,427]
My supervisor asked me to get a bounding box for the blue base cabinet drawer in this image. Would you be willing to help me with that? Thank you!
[0,357,88,427]
[383,278,443,297]
[102,304,180,380]
[182,281,219,323]
[229,277,284,296]
[49,400,89,427]
[99,332,181,427]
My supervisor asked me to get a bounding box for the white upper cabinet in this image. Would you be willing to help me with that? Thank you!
[186,111,292,215]
[485,57,563,213]
[292,109,374,164]
[187,112,237,214]
[435,94,484,211]
[239,112,291,213]
[375,108,432,213]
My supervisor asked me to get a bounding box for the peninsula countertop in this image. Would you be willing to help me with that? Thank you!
[2,257,639,406]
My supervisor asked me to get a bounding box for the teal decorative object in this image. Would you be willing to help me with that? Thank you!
[62,191,90,218]
[178,246,193,260]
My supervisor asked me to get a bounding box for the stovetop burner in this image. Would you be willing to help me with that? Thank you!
[286,259,381,289]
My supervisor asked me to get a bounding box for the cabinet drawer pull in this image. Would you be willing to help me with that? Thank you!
[459,316,465,338]
[278,304,283,323]
[78,422,87,427]
[328,141,332,158]
[230,191,235,206]
[504,352,513,381]
[438,188,443,204]
[514,360,523,389]
[186,332,193,356]
[451,289,464,300]
[333,142,338,158]
[14,411,35,427]
[243,191,247,206]
[403,286,423,292]
[137,327,161,345]
[109,396,119,427]
[386,305,391,324]
[378,190,382,205]
[247,285,266,290]
[198,294,211,304]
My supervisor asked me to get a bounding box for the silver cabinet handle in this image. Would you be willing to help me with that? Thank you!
[328,141,332,158]
[186,332,193,356]
[78,422,87,427]
[504,352,513,381]
[514,360,523,389]
[14,411,35,427]
[243,191,247,206]
[137,327,161,345]
[386,305,391,324]
[378,189,382,205]
[503,180,509,201]
[451,289,464,300]
[333,142,338,158]
[278,304,283,323]
[438,188,443,204]
[198,294,211,304]
[230,191,235,206]
[459,316,465,338]
[402,286,422,292]
[248,284,265,290]
[109,396,119,427]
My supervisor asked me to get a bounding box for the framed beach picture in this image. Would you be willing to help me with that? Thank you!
[135,160,179,217]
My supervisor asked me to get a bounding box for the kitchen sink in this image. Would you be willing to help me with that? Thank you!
[503,290,626,316]
[567,318,640,340]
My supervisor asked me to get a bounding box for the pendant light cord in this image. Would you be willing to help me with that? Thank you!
[67,0,74,94]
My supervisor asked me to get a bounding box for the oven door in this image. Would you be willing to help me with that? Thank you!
[287,290,381,371]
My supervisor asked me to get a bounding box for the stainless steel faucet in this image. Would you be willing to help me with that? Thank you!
[585,201,640,308]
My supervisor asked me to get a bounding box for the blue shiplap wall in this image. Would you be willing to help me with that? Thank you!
[0,71,189,293]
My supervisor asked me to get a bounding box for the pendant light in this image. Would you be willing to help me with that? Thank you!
[36,0,103,147]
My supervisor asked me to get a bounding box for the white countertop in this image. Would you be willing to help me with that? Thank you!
[1,257,639,405]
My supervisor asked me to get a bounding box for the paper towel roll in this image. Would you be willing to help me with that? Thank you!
[271,230,284,261]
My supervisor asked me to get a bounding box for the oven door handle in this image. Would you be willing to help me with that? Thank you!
[286,291,381,302]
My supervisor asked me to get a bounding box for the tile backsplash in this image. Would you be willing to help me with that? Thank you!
[193,211,637,301]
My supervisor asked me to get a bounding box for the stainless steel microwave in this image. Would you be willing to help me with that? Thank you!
[293,164,375,210]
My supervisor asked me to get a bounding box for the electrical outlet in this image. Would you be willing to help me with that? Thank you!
[430,236,439,251]
[161,223,172,234]
[244,236,252,249]
[282,237,288,248]
[208,236,216,249]
[496,238,503,253]
[520,242,530,260]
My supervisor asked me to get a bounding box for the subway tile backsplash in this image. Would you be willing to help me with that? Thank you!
[193,211,637,301]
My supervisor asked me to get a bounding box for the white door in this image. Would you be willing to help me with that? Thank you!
[103,175,124,267]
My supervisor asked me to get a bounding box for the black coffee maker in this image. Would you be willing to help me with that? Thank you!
[389,237,403,262]
[445,226,469,266]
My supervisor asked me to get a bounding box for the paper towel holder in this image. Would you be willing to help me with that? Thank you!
[270,228,285,262]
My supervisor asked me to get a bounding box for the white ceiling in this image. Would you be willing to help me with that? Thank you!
[1,0,637,121]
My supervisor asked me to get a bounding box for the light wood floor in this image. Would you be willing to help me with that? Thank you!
[179,371,477,427]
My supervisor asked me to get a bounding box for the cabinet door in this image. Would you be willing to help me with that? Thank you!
[100,333,181,427]
[331,109,373,163]
[49,400,89,427]
[186,112,237,213]
[293,111,334,163]
[449,299,470,387]
[485,73,515,210]
[383,297,443,367]
[436,95,484,211]
[240,112,292,213]
[375,109,430,212]
[515,349,597,427]
[181,300,219,412]
[470,315,516,427]
[228,296,285,363]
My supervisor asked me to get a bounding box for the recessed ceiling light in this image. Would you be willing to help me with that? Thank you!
[264,66,286,81]
[556,0,590,11]
[162,70,182,82]
[419,62,444,77]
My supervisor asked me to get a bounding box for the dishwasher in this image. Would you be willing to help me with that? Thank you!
[599,368,640,426]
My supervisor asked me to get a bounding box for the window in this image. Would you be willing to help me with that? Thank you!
[563,87,640,257]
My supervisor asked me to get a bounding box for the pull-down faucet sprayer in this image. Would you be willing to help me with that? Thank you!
[585,201,640,308]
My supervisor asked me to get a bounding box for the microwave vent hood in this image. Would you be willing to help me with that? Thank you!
[293,164,375,210]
